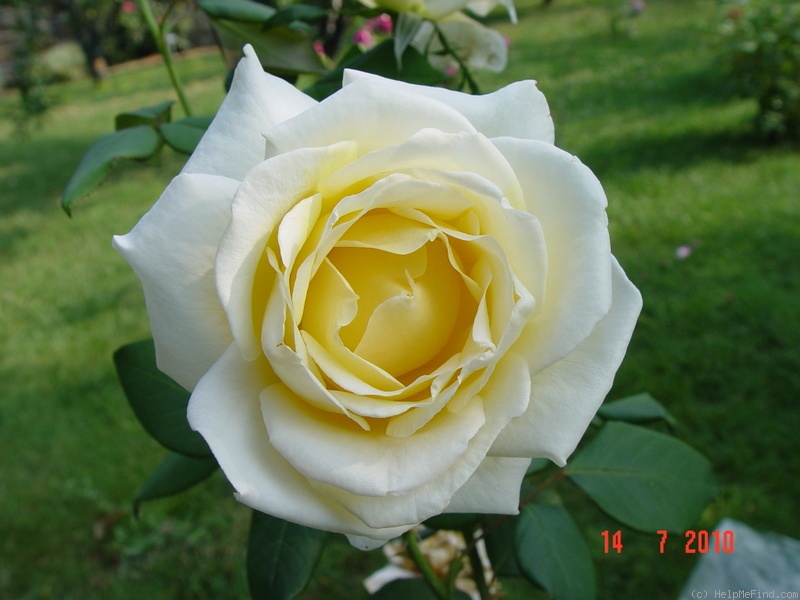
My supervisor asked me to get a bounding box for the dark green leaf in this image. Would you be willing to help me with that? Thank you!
[213,20,325,75]
[247,511,327,600]
[369,578,472,600]
[514,504,595,600]
[61,126,161,215]
[482,515,521,578]
[135,452,218,515]
[115,100,173,130]
[113,339,211,458]
[566,422,717,532]
[304,40,446,101]
[160,115,214,154]
[597,393,678,426]
[200,0,275,22]
[264,4,329,29]
[498,577,551,599]
[423,512,481,531]
[526,457,551,476]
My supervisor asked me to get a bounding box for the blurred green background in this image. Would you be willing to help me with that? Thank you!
[1,0,798,598]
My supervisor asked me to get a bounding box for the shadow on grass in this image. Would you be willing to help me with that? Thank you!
[1,135,100,214]
[581,126,760,177]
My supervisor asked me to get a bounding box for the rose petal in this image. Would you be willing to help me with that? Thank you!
[188,344,411,540]
[215,142,358,360]
[445,456,530,513]
[492,137,614,374]
[490,259,642,464]
[113,173,239,390]
[317,351,531,528]
[260,381,487,497]
[182,45,317,181]
[422,0,471,19]
[263,77,478,160]
[341,73,552,144]
[320,128,525,209]
[466,0,517,21]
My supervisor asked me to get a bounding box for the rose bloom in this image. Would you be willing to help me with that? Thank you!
[412,13,509,73]
[114,46,641,548]
[359,0,515,22]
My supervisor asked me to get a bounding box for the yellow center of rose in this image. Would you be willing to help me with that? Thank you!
[300,211,471,382]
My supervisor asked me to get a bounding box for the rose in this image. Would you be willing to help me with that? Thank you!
[358,0,515,22]
[412,12,510,73]
[114,45,642,548]
[358,0,516,76]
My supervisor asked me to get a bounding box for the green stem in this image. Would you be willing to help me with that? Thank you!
[404,530,449,600]
[137,0,192,116]
[432,23,481,95]
[465,534,492,600]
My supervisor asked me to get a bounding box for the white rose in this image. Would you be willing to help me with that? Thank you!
[114,45,642,549]
[412,12,509,73]
[358,0,515,22]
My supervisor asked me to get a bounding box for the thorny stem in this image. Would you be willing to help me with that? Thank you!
[404,529,449,599]
[137,0,192,116]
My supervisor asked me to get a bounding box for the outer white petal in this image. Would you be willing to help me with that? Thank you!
[113,173,239,390]
[490,259,642,464]
[492,137,614,374]
[188,344,412,540]
[182,45,317,181]
[316,352,531,529]
[262,76,478,159]
[342,71,553,144]
[261,382,486,496]
[445,456,530,513]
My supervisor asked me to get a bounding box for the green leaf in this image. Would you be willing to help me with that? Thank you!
[304,40,447,101]
[134,452,218,515]
[423,512,482,531]
[160,115,214,154]
[597,393,678,426]
[370,578,472,599]
[115,100,173,130]
[200,0,276,22]
[369,578,471,599]
[514,504,595,600]
[212,20,324,75]
[61,126,161,215]
[113,339,211,458]
[565,422,717,532]
[394,12,423,67]
[264,4,329,29]
[483,515,521,578]
[526,457,551,476]
[247,511,327,600]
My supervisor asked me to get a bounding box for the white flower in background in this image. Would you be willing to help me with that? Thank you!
[412,12,510,73]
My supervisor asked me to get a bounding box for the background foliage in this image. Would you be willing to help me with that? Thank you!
[1,0,798,598]
[720,0,800,141]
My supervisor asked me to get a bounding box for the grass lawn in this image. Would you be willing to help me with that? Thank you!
[1,0,798,598]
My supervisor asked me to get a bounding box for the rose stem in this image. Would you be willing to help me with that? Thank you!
[137,0,193,116]
[403,529,449,599]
